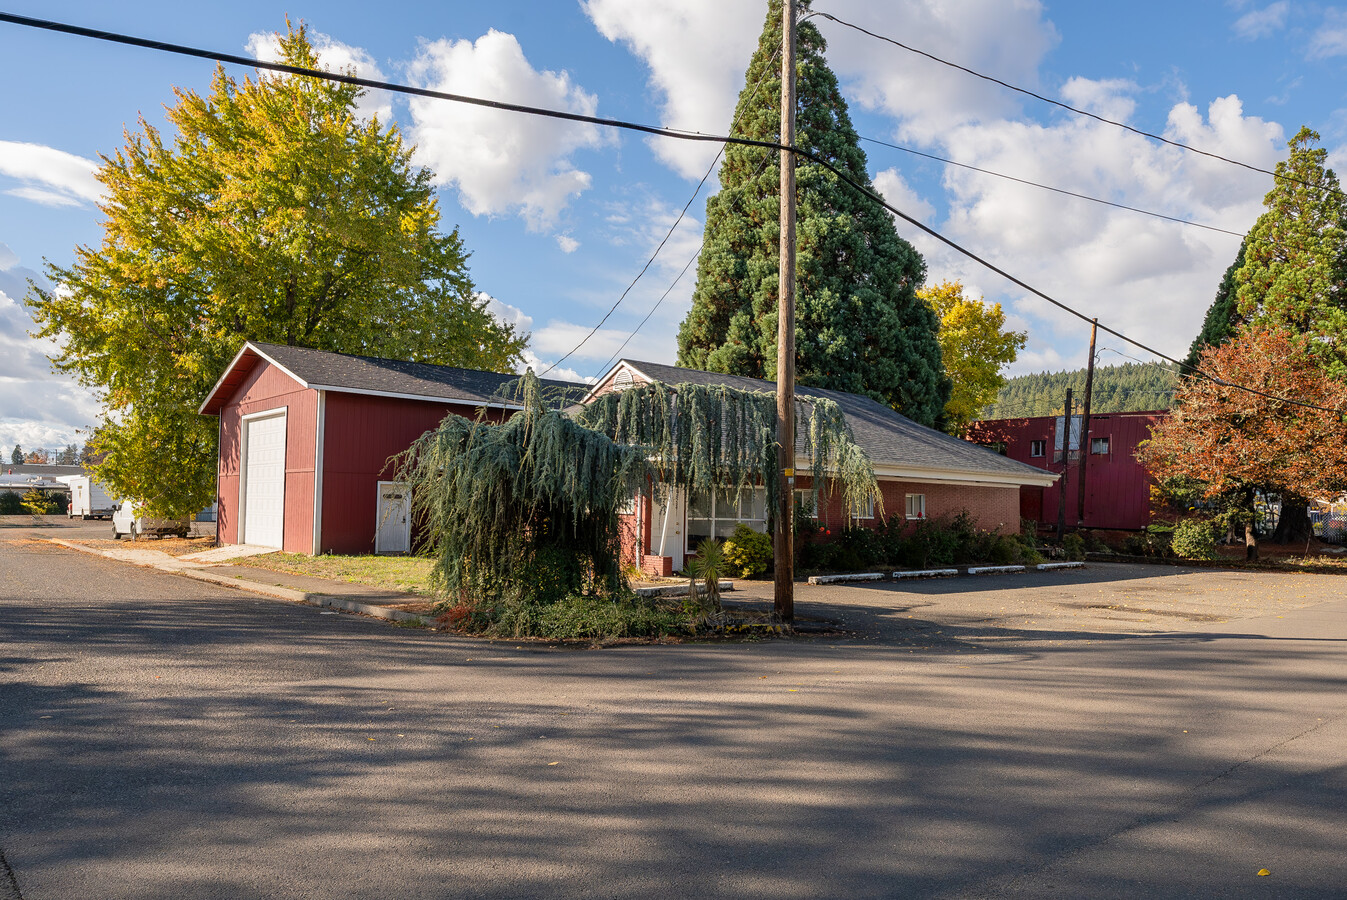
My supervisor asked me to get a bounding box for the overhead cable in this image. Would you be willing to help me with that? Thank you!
[811,10,1343,200]
[543,47,781,378]
[859,136,1246,239]
[4,10,1337,416]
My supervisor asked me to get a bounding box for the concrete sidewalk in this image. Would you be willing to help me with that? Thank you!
[47,539,440,628]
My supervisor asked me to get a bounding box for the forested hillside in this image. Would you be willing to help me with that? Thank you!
[981,362,1177,419]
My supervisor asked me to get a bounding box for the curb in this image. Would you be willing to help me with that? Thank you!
[807,572,885,585]
[634,580,735,599]
[46,539,439,629]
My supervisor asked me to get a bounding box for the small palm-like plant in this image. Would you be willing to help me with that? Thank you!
[686,538,725,614]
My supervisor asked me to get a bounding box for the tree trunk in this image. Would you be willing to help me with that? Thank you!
[1270,496,1313,544]
[1245,519,1259,561]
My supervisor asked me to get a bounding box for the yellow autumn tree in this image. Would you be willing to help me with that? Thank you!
[917,280,1027,435]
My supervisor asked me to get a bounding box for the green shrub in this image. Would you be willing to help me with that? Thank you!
[1171,518,1217,560]
[987,534,1022,565]
[723,524,772,577]
[0,490,21,514]
[461,594,685,639]
[1062,532,1086,561]
[20,488,57,515]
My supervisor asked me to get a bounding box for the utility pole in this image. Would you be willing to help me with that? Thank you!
[774,0,797,624]
[1077,319,1097,525]
[1056,387,1072,541]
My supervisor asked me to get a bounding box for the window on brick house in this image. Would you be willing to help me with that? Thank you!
[687,487,767,554]
[794,489,818,518]
[1030,439,1046,457]
[853,494,875,520]
[905,493,926,520]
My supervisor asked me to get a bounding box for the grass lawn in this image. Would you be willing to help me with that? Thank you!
[236,552,437,595]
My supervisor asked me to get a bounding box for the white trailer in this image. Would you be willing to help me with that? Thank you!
[57,474,117,519]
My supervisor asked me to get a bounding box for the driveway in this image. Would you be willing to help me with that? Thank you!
[2,535,1345,899]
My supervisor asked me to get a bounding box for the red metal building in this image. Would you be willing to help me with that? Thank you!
[965,410,1168,531]
[200,341,581,555]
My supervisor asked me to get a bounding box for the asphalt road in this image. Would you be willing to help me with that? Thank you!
[2,526,1346,899]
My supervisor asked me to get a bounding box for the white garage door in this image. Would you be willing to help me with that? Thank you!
[243,413,287,548]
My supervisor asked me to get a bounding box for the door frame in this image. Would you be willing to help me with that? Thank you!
[374,480,411,555]
[238,407,288,547]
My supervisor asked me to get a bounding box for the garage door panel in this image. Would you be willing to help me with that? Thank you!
[243,413,286,548]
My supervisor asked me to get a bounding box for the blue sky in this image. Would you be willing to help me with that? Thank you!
[2,0,1346,454]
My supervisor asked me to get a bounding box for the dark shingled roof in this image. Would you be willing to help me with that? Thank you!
[202,342,586,413]
[610,360,1054,483]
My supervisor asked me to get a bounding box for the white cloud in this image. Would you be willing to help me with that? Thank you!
[583,0,764,180]
[245,29,393,123]
[823,0,1059,145]
[556,234,581,253]
[874,168,937,223]
[1232,2,1290,40]
[406,30,608,230]
[1309,9,1347,59]
[0,141,102,207]
[909,94,1283,371]
[0,244,100,453]
[482,293,534,335]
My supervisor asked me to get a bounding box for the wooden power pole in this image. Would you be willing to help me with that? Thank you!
[1077,319,1097,525]
[1056,387,1072,541]
[774,0,797,624]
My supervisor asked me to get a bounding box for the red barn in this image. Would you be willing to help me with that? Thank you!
[200,341,580,555]
[965,410,1168,531]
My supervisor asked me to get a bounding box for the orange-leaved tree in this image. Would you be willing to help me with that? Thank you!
[1139,325,1347,559]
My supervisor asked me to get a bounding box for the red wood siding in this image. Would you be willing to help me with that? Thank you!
[966,411,1166,530]
[318,392,508,555]
[216,360,317,553]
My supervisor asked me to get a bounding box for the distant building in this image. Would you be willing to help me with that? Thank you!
[965,410,1167,531]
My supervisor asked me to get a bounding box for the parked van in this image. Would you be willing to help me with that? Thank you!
[111,500,190,540]
[57,474,117,520]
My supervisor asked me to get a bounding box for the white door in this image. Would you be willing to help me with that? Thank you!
[652,488,686,573]
[243,413,287,548]
[375,481,411,554]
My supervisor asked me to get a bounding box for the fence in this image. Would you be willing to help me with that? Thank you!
[1310,510,1346,543]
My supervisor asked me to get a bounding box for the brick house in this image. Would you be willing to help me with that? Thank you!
[586,360,1059,575]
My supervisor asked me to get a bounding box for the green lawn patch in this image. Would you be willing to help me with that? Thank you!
[236,552,436,595]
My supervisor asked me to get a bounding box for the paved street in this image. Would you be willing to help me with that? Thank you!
[2,523,1346,898]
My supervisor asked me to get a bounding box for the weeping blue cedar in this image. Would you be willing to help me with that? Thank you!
[398,372,880,607]
[394,372,647,605]
[574,380,881,521]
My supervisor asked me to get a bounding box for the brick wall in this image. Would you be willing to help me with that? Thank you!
[801,476,1019,535]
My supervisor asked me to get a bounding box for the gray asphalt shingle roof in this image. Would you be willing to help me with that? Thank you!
[249,342,587,407]
[613,360,1052,482]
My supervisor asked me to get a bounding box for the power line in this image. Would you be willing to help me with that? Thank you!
[858,135,1246,239]
[4,11,1337,417]
[592,127,783,379]
[542,47,782,378]
[810,9,1344,201]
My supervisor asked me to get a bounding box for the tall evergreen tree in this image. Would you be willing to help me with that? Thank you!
[1235,126,1347,377]
[676,0,949,427]
[1183,238,1247,374]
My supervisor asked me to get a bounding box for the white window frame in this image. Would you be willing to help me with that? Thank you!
[905,493,926,520]
[853,494,875,520]
[686,486,767,554]
[1090,436,1110,455]
[794,489,818,519]
[1029,439,1046,458]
